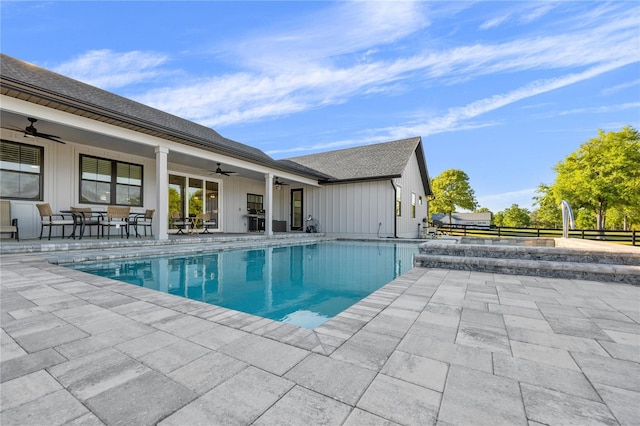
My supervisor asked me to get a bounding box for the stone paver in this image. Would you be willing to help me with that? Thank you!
[1,238,639,425]
[284,353,376,405]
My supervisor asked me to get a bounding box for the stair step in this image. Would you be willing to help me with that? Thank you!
[414,254,640,285]
[418,243,640,266]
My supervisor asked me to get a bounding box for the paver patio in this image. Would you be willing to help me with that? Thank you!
[1,239,639,425]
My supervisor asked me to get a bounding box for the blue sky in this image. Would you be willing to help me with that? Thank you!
[2,1,639,213]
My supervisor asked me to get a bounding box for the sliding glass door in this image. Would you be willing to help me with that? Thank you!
[169,174,220,232]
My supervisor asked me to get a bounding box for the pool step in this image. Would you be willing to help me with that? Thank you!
[418,243,640,266]
[414,242,640,284]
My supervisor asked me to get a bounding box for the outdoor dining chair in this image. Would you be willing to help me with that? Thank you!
[171,211,190,234]
[99,206,131,239]
[0,200,19,241]
[131,209,155,237]
[70,206,101,238]
[36,203,75,240]
[196,212,217,234]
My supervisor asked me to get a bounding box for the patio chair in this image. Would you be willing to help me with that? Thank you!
[0,200,19,241]
[195,212,217,234]
[36,203,75,240]
[70,207,101,238]
[99,206,130,239]
[171,211,190,234]
[131,209,155,237]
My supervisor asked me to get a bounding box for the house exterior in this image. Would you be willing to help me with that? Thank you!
[1,54,432,240]
[432,212,491,227]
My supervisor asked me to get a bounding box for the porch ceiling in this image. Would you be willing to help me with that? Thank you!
[1,109,301,183]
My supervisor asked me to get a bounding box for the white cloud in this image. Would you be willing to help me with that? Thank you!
[53,49,169,89]
[224,1,428,70]
[479,2,559,30]
[479,15,509,30]
[55,3,638,135]
[601,78,640,96]
[553,102,640,117]
[371,60,638,142]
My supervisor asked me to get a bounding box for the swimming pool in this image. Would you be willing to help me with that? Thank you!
[69,240,418,328]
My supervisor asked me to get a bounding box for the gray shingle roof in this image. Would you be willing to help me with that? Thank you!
[285,137,422,181]
[0,54,273,164]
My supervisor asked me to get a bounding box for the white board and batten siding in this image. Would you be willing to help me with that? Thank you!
[299,151,429,238]
[303,180,394,238]
[395,151,430,239]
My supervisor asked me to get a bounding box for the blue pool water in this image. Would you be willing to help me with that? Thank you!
[69,240,418,328]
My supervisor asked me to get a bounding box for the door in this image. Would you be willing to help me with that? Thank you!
[291,188,303,231]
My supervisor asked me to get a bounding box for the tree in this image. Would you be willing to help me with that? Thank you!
[168,187,181,214]
[494,211,504,227]
[502,204,531,227]
[430,169,478,224]
[553,126,640,230]
[532,183,562,228]
[575,208,596,229]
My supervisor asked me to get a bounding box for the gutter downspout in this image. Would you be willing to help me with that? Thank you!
[389,180,398,238]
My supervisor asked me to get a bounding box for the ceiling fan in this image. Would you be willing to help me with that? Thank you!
[210,163,237,176]
[3,118,65,144]
[274,177,290,186]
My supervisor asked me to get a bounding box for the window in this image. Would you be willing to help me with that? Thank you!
[80,154,142,206]
[247,193,263,212]
[411,192,416,218]
[0,140,43,200]
[395,185,402,217]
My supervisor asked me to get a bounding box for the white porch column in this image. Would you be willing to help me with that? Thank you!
[265,173,274,236]
[155,146,169,240]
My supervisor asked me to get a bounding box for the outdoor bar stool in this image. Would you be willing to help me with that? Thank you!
[99,206,131,239]
[36,203,75,240]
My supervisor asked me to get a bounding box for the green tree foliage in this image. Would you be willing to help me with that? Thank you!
[494,211,504,227]
[189,189,203,216]
[532,183,562,228]
[553,126,640,230]
[430,169,478,223]
[168,187,181,214]
[502,204,531,227]
[575,208,596,229]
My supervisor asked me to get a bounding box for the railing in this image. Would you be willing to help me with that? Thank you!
[560,200,574,239]
[437,224,639,246]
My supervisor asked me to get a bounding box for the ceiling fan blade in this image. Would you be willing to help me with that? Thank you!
[213,163,237,176]
[38,134,65,144]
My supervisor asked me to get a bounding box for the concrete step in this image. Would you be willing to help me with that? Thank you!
[418,243,640,266]
[414,254,640,285]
